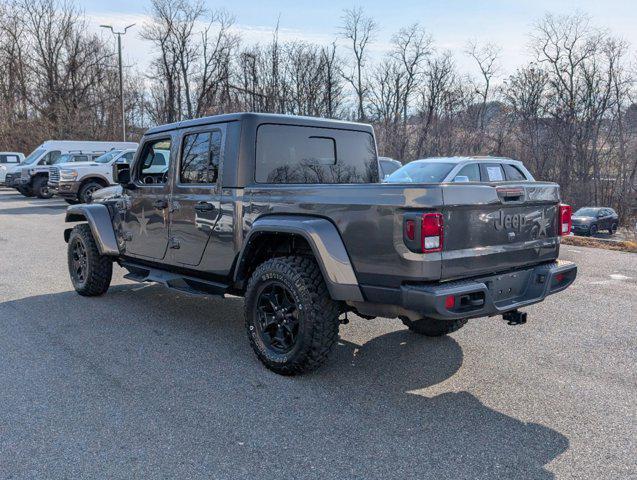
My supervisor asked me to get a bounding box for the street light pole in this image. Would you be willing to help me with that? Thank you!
[100,24,135,141]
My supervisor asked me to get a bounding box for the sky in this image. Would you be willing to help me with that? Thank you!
[82,0,637,78]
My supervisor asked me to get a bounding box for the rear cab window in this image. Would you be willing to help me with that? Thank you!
[255,124,378,184]
[0,154,19,164]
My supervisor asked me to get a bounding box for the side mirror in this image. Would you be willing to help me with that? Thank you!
[453,175,470,183]
[116,168,135,189]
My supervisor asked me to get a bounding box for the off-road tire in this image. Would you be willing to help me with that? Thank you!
[65,198,80,205]
[79,181,103,204]
[244,256,340,375]
[33,176,53,199]
[401,317,468,336]
[67,224,112,296]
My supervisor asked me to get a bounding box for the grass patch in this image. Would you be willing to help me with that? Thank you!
[562,235,637,253]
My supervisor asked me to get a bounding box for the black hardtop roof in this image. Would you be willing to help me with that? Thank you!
[144,112,373,135]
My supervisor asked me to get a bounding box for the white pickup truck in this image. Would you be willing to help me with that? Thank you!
[0,152,25,185]
[49,148,138,204]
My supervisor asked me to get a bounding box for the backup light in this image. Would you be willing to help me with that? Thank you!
[421,213,444,253]
[558,204,572,236]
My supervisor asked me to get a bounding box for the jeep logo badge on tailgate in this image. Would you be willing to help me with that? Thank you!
[494,210,527,231]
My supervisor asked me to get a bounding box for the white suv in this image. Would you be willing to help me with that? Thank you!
[49,148,138,204]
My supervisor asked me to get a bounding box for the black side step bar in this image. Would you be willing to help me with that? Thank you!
[120,261,229,297]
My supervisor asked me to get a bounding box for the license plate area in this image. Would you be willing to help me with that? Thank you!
[484,268,533,305]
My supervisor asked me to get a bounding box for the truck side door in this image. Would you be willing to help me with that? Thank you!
[121,135,174,260]
[168,125,225,267]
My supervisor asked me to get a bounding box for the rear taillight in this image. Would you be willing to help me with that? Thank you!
[421,213,444,253]
[558,204,572,236]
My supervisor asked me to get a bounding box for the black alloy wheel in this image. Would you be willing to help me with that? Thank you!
[254,281,300,354]
[70,237,88,285]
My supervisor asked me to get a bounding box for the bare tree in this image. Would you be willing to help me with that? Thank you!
[339,7,378,120]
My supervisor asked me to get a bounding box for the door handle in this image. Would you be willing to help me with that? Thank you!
[194,201,216,213]
[153,199,168,209]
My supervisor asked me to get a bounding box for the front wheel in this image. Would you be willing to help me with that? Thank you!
[79,181,103,204]
[244,256,340,375]
[589,224,598,236]
[401,317,468,336]
[33,176,53,199]
[17,186,34,197]
[67,224,113,296]
[609,223,618,235]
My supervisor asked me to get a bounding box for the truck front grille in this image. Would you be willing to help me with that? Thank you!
[49,167,60,183]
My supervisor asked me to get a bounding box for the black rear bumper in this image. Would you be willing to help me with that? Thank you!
[399,260,577,320]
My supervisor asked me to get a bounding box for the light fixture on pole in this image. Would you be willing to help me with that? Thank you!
[100,23,135,141]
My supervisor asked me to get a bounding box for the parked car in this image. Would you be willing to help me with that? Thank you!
[571,207,619,236]
[385,156,534,183]
[0,152,25,185]
[63,113,576,375]
[378,156,402,180]
[7,140,138,198]
[48,147,138,204]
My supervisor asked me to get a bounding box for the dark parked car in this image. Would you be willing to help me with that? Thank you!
[571,207,619,236]
[62,113,576,375]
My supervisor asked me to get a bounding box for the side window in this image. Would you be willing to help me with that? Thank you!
[503,164,527,181]
[256,124,377,184]
[136,138,172,184]
[0,155,19,164]
[482,163,505,182]
[455,163,481,182]
[121,152,134,163]
[42,151,61,165]
[74,155,88,162]
[179,129,222,184]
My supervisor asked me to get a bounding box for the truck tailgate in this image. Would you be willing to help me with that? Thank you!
[440,182,561,280]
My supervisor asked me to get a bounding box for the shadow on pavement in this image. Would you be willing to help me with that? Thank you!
[0,191,67,215]
[0,284,569,479]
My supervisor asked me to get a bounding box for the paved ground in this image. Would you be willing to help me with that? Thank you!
[0,188,635,480]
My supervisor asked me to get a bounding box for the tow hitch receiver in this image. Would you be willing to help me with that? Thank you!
[503,310,527,326]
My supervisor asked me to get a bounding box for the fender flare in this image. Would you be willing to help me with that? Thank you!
[235,215,364,302]
[64,204,119,256]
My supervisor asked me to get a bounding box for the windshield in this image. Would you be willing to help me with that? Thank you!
[385,161,455,183]
[95,150,123,164]
[574,208,600,217]
[22,148,46,165]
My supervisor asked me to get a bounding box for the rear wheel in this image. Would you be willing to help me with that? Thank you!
[33,176,53,199]
[401,317,468,336]
[79,181,104,204]
[244,256,340,375]
[67,224,112,296]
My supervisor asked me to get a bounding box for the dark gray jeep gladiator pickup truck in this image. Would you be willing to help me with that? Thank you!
[63,113,577,375]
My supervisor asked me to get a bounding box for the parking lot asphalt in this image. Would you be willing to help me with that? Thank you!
[0,188,635,480]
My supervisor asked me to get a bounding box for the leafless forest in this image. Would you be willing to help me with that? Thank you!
[1,0,635,220]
